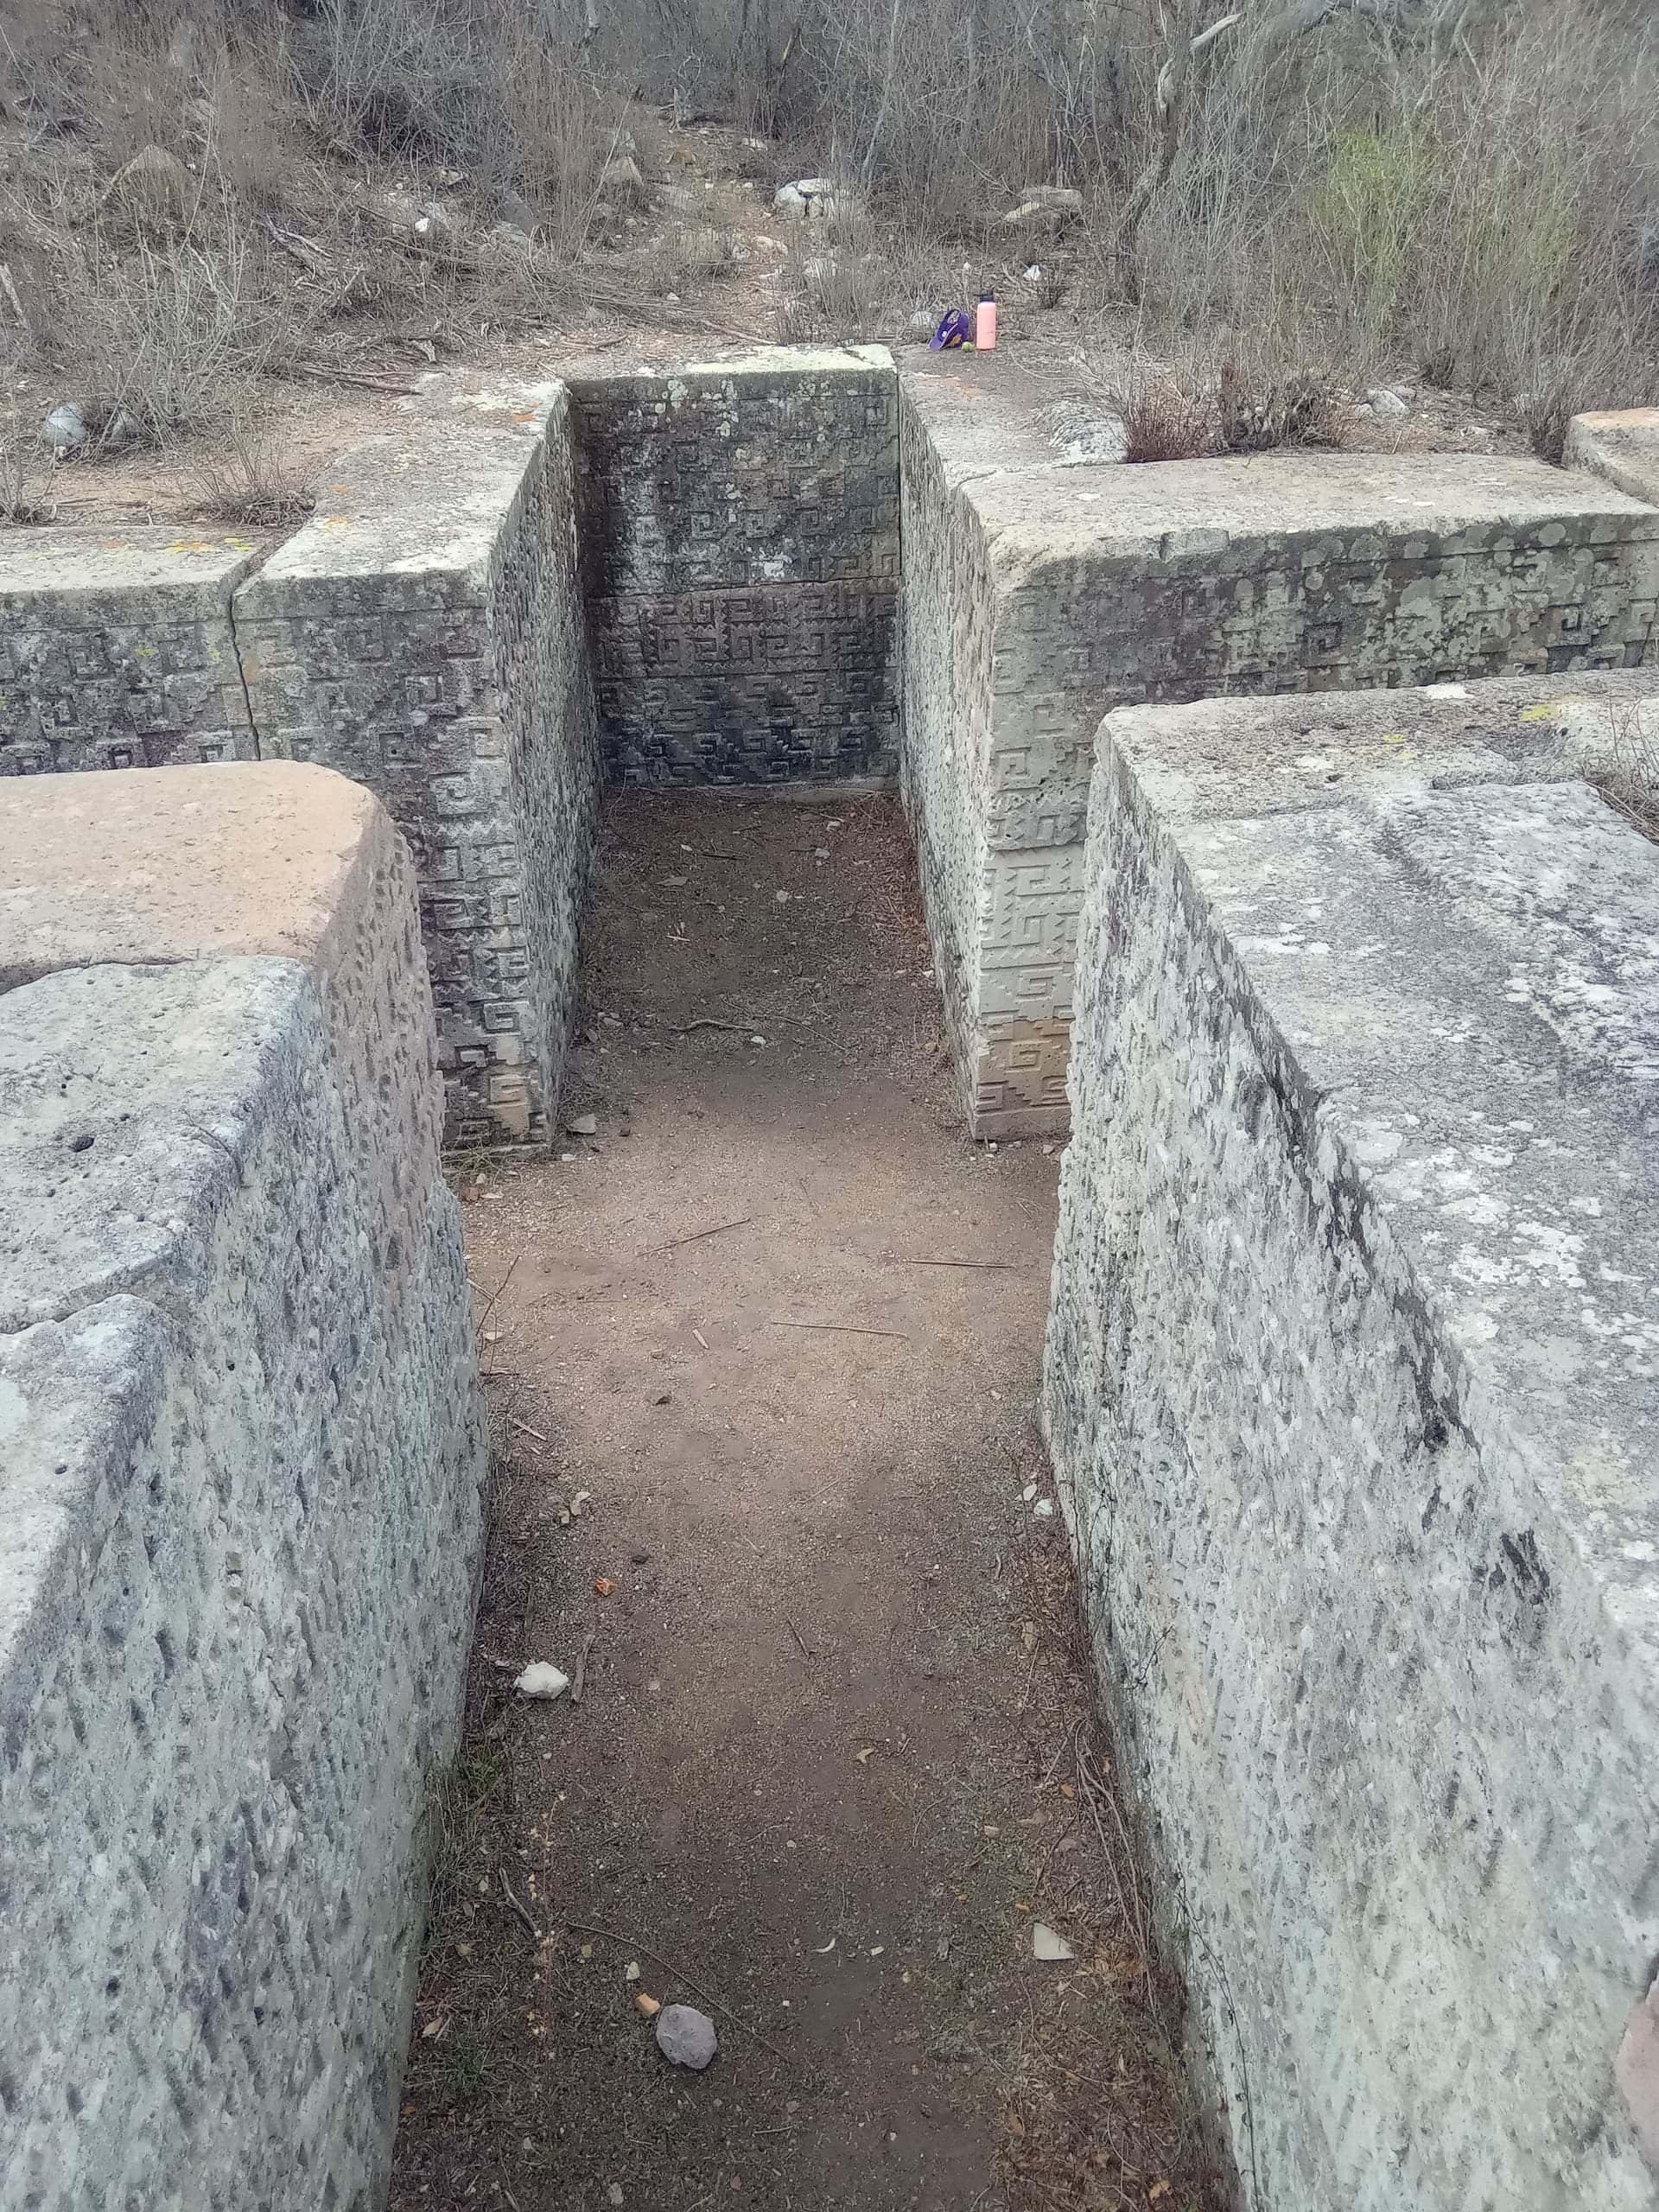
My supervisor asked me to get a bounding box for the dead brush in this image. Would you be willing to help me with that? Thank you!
[1108,359,1216,465]
[647,219,741,290]
[776,246,894,342]
[776,198,900,342]
[1216,357,1339,454]
[0,419,54,525]
[50,206,296,443]
[1590,699,1659,846]
[184,411,317,527]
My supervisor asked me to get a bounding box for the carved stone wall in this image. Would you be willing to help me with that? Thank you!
[234,385,601,1147]
[569,347,899,785]
[0,531,258,774]
[899,368,1659,1137]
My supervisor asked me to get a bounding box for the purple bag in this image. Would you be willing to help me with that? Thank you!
[929,307,973,351]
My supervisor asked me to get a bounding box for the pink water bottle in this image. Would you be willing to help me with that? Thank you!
[975,292,996,350]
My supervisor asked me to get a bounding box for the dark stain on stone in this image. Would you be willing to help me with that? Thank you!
[1498,1527,1552,1604]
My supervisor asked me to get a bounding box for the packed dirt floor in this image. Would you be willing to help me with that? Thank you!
[387,793,1224,2212]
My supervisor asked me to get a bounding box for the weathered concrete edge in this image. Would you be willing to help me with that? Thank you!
[233,391,564,611]
[562,341,896,401]
[1566,406,1659,509]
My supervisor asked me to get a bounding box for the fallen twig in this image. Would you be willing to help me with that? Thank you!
[499,1867,539,1941]
[665,1215,753,1250]
[786,1614,816,1661]
[276,361,419,395]
[511,1418,549,1443]
[476,1253,522,1360]
[898,1256,1028,1271]
[570,1630,597,1707]
[563,1918,791,2063]
[769,1319,911,1341]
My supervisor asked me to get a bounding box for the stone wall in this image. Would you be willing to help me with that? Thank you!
[899,372,1659,1135]
[0,531,258,774]
[569,346,899,786]
[0,762,487,2212]
[1042,672,1659,2212]
[236,385,601,1148]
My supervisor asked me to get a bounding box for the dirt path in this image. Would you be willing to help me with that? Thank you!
[388,794,1220,2212]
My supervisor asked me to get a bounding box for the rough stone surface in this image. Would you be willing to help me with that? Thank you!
[0,757,402,989]
[0,765,486,2212]
[1567,405,1659,507]
[569,347,899,785]
[0,531,259,775]
[1042,674,1659,2212]
[898,373,1659,1138]
[655,2004,719,2070]
[235,385,601,1147]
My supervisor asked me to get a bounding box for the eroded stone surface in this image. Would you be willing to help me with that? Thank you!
[0,530,258,774]
[0,768,486,2212]
[1042,676,1659,2211]
[1567,406,1659,507]
[897,387,1659,1137]
[569,347,899,785]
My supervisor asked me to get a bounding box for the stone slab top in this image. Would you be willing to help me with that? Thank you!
[1100,678,1659,1664]
[900,355,1122,484]
[971,448,1658,563]
[238,395,557,599]
[0,527,262,613]
[566,343,893,392]
[1103,670,1659,825]
[0,759,392,993]
[1566,406,1659,507]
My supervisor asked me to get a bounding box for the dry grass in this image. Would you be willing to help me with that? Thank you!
[1590,701,1659,845]
[183,410,317,525]
[1101,1,1659,452]
[1109,360,1216,465]
[51,210,296,442]
[0,414,55,524]
[1103,342,1341,466]
[1,1,1653,464]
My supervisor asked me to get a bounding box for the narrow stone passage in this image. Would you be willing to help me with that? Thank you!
[389,795,1220,2212]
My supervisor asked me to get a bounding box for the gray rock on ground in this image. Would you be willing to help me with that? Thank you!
[600,155,645,198]
[655,2003,719,2069]
[104,143,189,224]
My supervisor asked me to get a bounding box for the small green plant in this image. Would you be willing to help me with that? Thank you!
[444,2032,492,2102]
[1308,125,1432,343]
